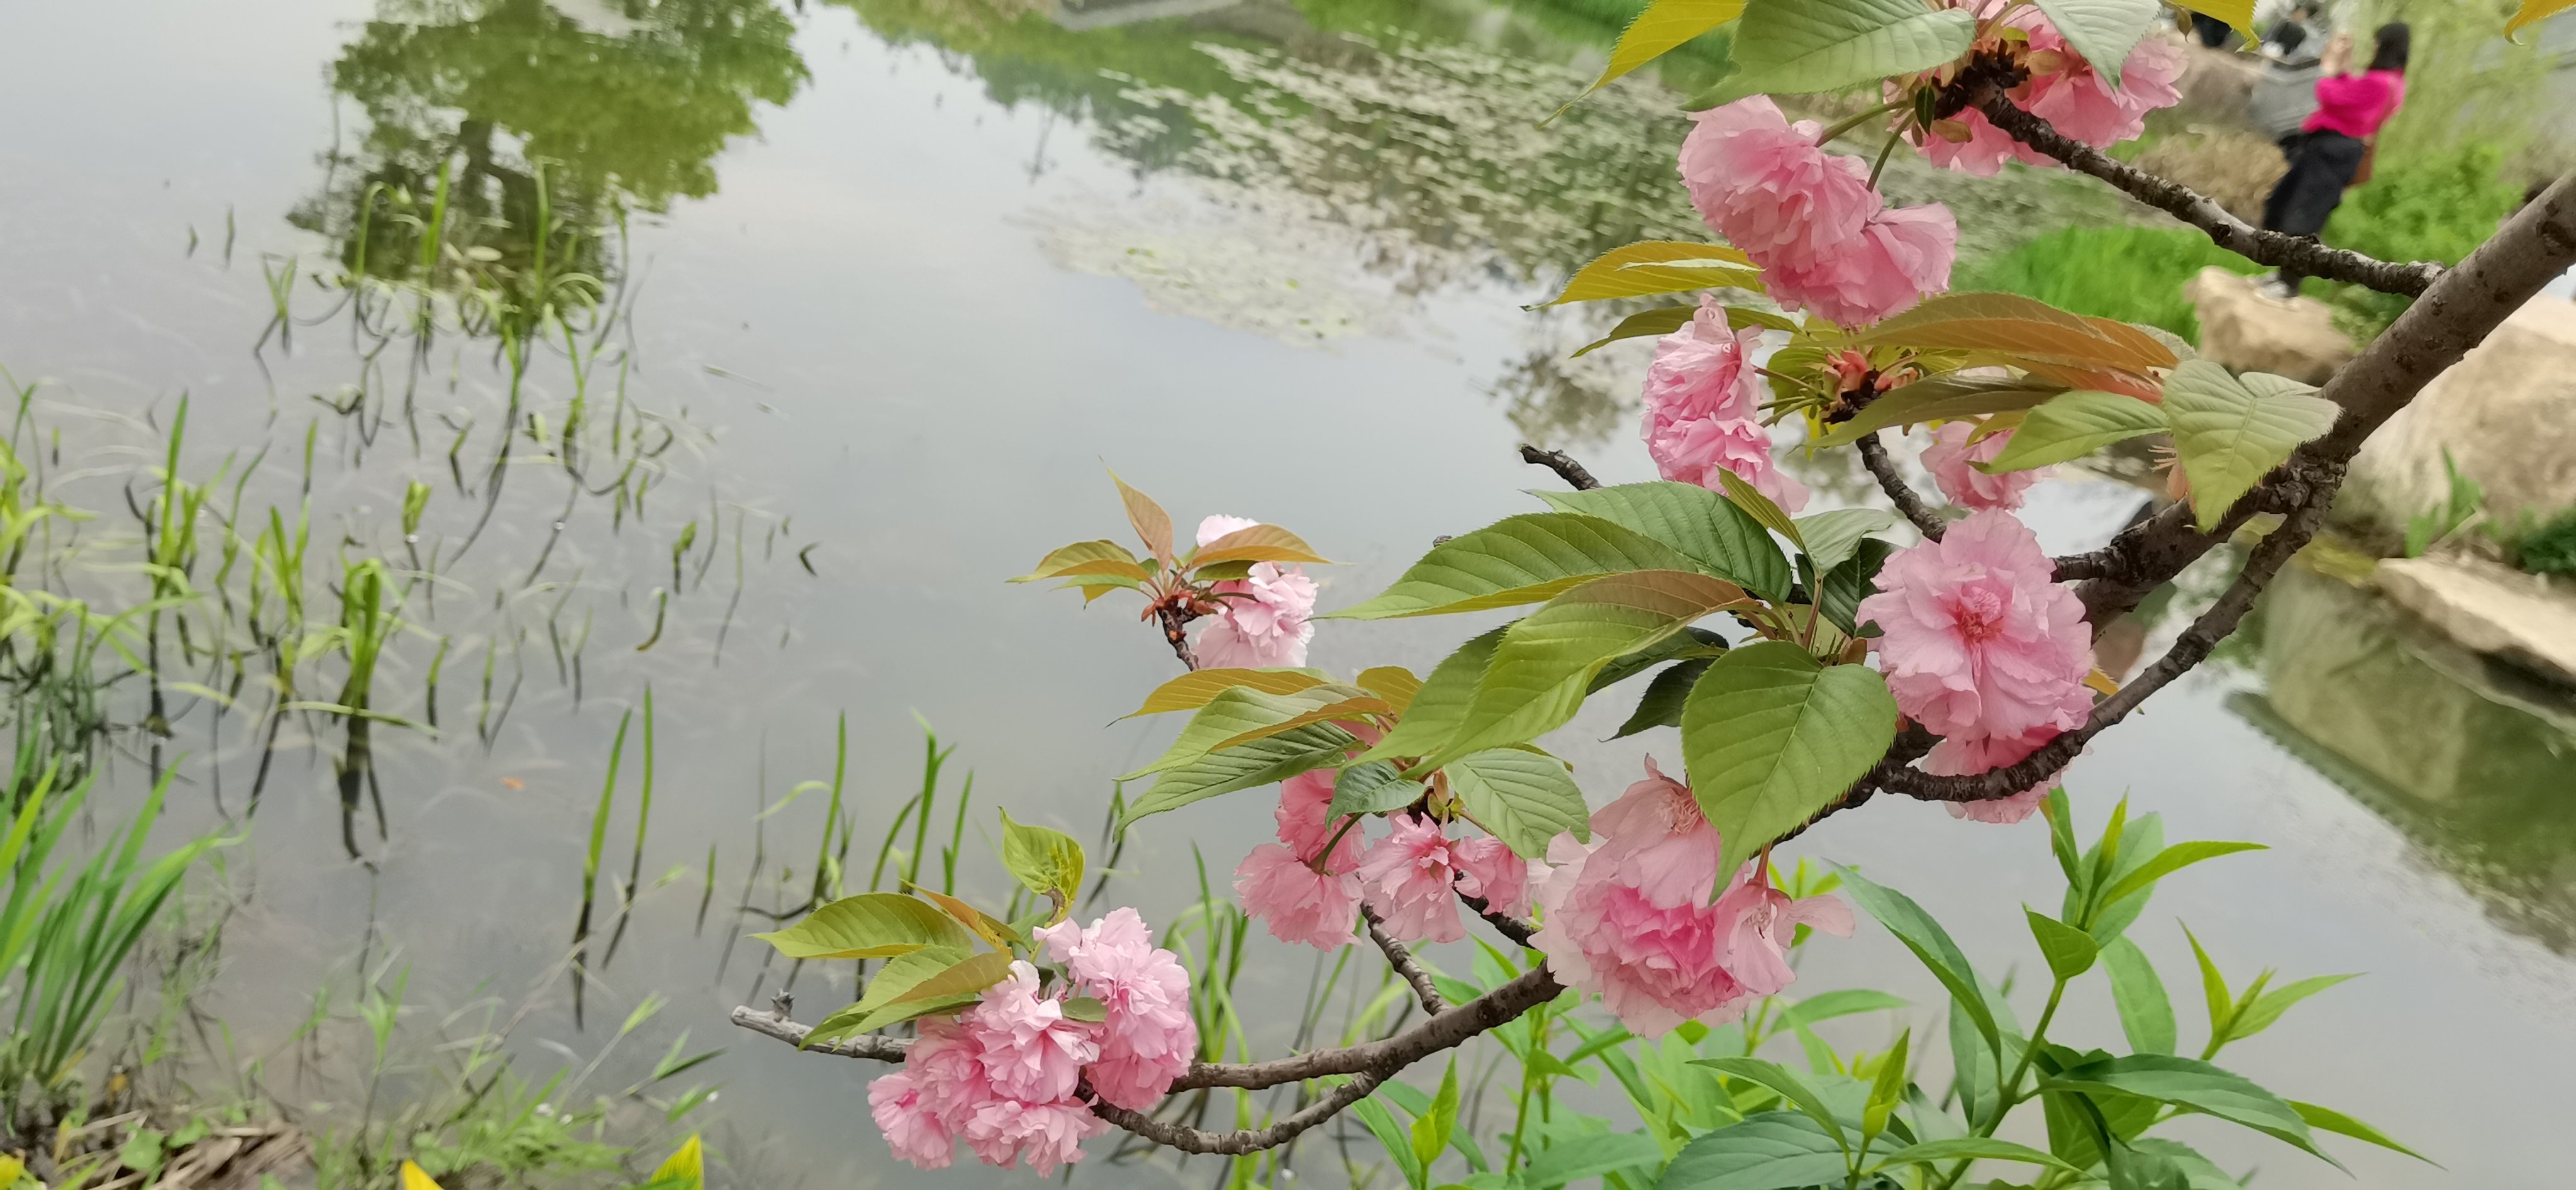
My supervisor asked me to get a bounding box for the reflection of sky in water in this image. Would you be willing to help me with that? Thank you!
[0,0,2572,1186]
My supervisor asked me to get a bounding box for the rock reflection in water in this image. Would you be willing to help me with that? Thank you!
[2233,563,2576,955]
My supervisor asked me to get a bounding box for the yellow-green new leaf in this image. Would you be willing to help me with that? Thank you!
[2509,0,2574,40]
[999,809,1086,904]
[1361,627,1507,763]
[1355,666,1423,715]
[1444,748,1592,859]
[1562,0,1747,108]
[1808,374,2070,448]
[647,1136,705,1190]
[1531,481,1793,601]
[1126,684,1380,776]
[1011,539,1150,584]
[894,950,1018,1004]
[1124,722,1360,823]
[1194,522,1332,568]
[1696,0,1975,106]
[1682,642,1898,878]
[2169,0,2253,34]
[753,892,975,959]
[1326,513,1699,620]
[1124,667,1330,718]
[2163,362,2338,532]
[808,946,976,1045]
[1570,303,1696,358]
[1842,292,2175,374]
[1980,389,2167,472]
[1535,241,1762,307]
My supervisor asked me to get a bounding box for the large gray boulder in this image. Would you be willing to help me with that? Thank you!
[2377,555,2576,687]
[2340,294,2576,539]
[2185,267,2355,384]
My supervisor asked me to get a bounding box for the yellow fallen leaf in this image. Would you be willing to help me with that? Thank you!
[650,1135,704,1189]
[2084,668,2122,696]
[401,1160,447,1190]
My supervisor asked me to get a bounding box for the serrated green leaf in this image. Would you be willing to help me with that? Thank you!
[892,950,1017,1004]
[1123,667,1331,718]
[1443,748,1592,859]
[1714,469,1802,548]
[2032,0,2158,86]
[1840,292,2177,374]
[1331,761,1427,818]
[1682,643,1897,878]
[1572,304,1697,357]
[1817,537,1896,638]
[1010,538,1150,584]
[2099,935,2177,1055]
[2163,362,2339,532]
[1657,1111,1850,1189]
[1565,0,1748,104]
[2289,1100,2429,1162]
[1535,241,1763,306]
[1357,666,1424,715]
[1589,628,1728,695]
[1192,521,1331,567]
[1611,657,1716,739]
[1328,513,1699,620]
[1532,481,1792,601]
[1365,627,1507,762]
[1123,722,1358,823]
[999,809,1085,903]
[807,945,980,1043]
[2025,908,2099,981]
[2094,840,2266,916]
[1793,508,1900,576]
[1811,375,2072,448]
[753,893,976,960]
[2045,1054,2325,1160]
[1982,390,2167,472]
[1421,570,1749,771]
[1125,684,1380,777]
[1866,1135,2080,1175]
[1693,0,1975,106]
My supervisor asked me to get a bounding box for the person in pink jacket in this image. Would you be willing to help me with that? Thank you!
[2258,23,2410,298]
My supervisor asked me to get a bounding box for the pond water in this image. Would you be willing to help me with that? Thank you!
[3,0,2573,1186]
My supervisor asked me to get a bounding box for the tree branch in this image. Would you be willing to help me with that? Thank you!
[1976,95,2443,298]
[1170,967,1562,1090]
[727,1004,908,1062]
[1857,432,1947,540]
[1518,444,1601,491]
[1455,888,1540,948]
[1082,1073,1387,1155]
[1362,904,1446,1015]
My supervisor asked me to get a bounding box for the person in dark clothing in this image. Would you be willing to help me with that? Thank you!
[2192,12,2233,46]
[2259,23,2410,298]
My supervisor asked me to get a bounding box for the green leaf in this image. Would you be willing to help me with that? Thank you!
[753,893,975,960]
[1352,1097,1428,1190]
[1817,537,1896,638]
[998,809,1085,903]
[1809,375,2070,448]
[1535,241,1762,306]
[1331,761,1428,818]
[1124,667,1330,718]
[2076,811,2165,943]
[808,946,985,1041]
[1694,0,1975,106]
[2163,362,2340,532]
[1411,1059,1462,1176]
[1123,721,1359,823]
[1655,1112,1851,1190]
[891,950,1017,1004]
[1010,538,1150,584]
[1368,627,1507,762]
[1792,508,1899,576]
[1841,292,2177,374]
[2025,908,2099,982]
[1571,304,1697,357]
[1356,666,1424,714]
[1062,996,1108,1023]
[2289,1100,2430,1162]
[1192,522,1331,567]
[1533,481,1793,601]
[2094,840,2266,917]
[1839,869,2002,1059]
[2126,1138,2247,1189]
[2230,973,2355,1041]
[1611,657,1715,739]
[1866,1136,2080,1176]
[1682,643,1897,879]
[2045,1054,2326,1159]
[1328,513,1701,620]
[1982,390,2167,472]
[1714,469,1801,549]
[1520,1132,1665,1189]
[1423,570,1750,770]
[2183,924,2234,1045]
[1565,0,1748,104]
[1689,1062,1849,1150]
[1443,748,1592,859]
[1589,628,1729,695]
[1862,1029,1910,1140]
[2099,935,2177,1055]
[1779,988,1909,1028]
[2031,0,2158,87]
[1124,684,1383,777]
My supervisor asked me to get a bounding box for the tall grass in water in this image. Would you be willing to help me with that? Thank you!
[0,760,223,1133]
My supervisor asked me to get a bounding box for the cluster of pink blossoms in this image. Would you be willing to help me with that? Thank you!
[1533,759,1850,1036]
[867,908,1197,1174]
[1234,770,1531,950]
[1912,5,2185,176]
[1640,296,1809,513]
[1193,514,1317,669]
[1856,510,2096,823]
[1680,96,1957,328]
[1921,420,2041,511]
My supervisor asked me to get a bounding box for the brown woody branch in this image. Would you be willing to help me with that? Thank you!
[1518,444,1601,491]
[1857,432,1948,540]
[1362,904,1447,1015]
[1975,95,2445,298]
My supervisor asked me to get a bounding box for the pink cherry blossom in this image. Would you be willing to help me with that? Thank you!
[870,1015,984,1169]
[1356,813,1467,944]
[960,1099,1106,1176]
[1271,769,1358,865]
[1765,203,1957,327]
[1193,514,1317,669]
[1645,413,1811,514]
[1679,96,1880,274]
[1856,510,2094,742]
[1452,834,1531,918]
[1923,723,2080,824]
[962,961,1100,1104]
[2024,29,2185,151]
[1235,843,1363,948]
[1531,759,1751,1037]
[1035,908,1199,1111]
[1922,420,2042,511]
[869,1071,955,1168]
[1643,296,1765,434]
[1918,108,2038,176]
[1711,874,1855,998]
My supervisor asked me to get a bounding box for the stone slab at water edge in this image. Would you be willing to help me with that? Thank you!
[2377,555,2576,687]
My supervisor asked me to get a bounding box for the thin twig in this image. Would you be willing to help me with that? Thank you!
[1977,94,2442,298]
[1455,887,1539,948]
[1857,433,1946,540]
[1516,444,1600,491]
[1362,904,1445,1015]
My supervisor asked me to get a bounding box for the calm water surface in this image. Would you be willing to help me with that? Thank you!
[3,0,2572,1185]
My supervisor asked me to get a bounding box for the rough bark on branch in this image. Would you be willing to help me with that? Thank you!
[1518,444,1601,491]
[1363,904,1446,1015]
[1857,432,1948,540]
[1977,95,2444,297]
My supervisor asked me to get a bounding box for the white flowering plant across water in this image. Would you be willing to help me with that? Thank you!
[728,0,2576,1184]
